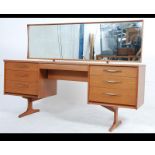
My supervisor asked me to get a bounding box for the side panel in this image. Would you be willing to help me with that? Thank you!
[137,65,146,108]
[38,69,57,98]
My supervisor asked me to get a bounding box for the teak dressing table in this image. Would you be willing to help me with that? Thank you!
[4,59,145,132]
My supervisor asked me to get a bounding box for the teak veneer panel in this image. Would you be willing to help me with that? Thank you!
[48,70,88,82]
[5,62,38,71]
[5,80,38,95]
[5,70,38,82]
[38,70,57,98]
[39,63,88,71]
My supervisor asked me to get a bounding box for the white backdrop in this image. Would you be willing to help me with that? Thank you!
[0,18,155,133]
[0,141,154,155]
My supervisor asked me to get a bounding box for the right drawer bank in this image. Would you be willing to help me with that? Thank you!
[88,65,145,109]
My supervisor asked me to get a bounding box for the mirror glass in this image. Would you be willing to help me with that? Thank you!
[28,20,143,61]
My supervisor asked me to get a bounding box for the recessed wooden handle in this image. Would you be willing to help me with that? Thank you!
[15,73,29,77]
[15,64,28,69]
[15,83,29,88]
[104,69,122,73]
[105,93,119,96]
[106,80,121,84]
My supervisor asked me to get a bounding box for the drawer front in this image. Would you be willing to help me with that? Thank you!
[90,66,138,77]
[90,75,137,90]
[89,87,136,106]
[5,80,37,95]
[5,62,37,71]
[6,70,38,82]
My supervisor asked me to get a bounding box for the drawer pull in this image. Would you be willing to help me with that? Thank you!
[104,69,122,73]
[15,73,29,78]
[15,83,29,88]
[15,64,29,69]
[106,80,121,84]
[105,93,119,96]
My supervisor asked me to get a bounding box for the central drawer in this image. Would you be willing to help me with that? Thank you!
[89,87,136,106]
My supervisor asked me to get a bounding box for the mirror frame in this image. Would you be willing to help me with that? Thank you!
[27,20,144,62]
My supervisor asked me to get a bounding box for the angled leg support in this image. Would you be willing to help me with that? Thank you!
[102,106,122,132]
[18,98,40,118]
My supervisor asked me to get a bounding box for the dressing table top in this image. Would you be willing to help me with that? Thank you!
[4,59,145,67]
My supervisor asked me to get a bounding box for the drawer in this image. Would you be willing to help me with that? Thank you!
[90,66,138,77]
[5,70,38,82]
[5,80,37,95]
[5,62,37,71]
[89,87,136,106]
[90,75,137,90]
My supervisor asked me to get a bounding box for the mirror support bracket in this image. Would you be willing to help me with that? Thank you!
[106,60,110,64]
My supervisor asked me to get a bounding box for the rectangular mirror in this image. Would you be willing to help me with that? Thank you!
[28,20,143,62]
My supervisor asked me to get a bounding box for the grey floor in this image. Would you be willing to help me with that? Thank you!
[0,75,155,133]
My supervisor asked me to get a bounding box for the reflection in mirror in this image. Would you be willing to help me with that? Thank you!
[28,24,81,59]
[99,21,143,61]
[28,20,143,62]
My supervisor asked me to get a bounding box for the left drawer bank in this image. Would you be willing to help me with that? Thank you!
[4,60,57,99]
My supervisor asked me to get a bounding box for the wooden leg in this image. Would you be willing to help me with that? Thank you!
[109,108,122,132]
[18,98,40,118]
[102,106,122,132]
